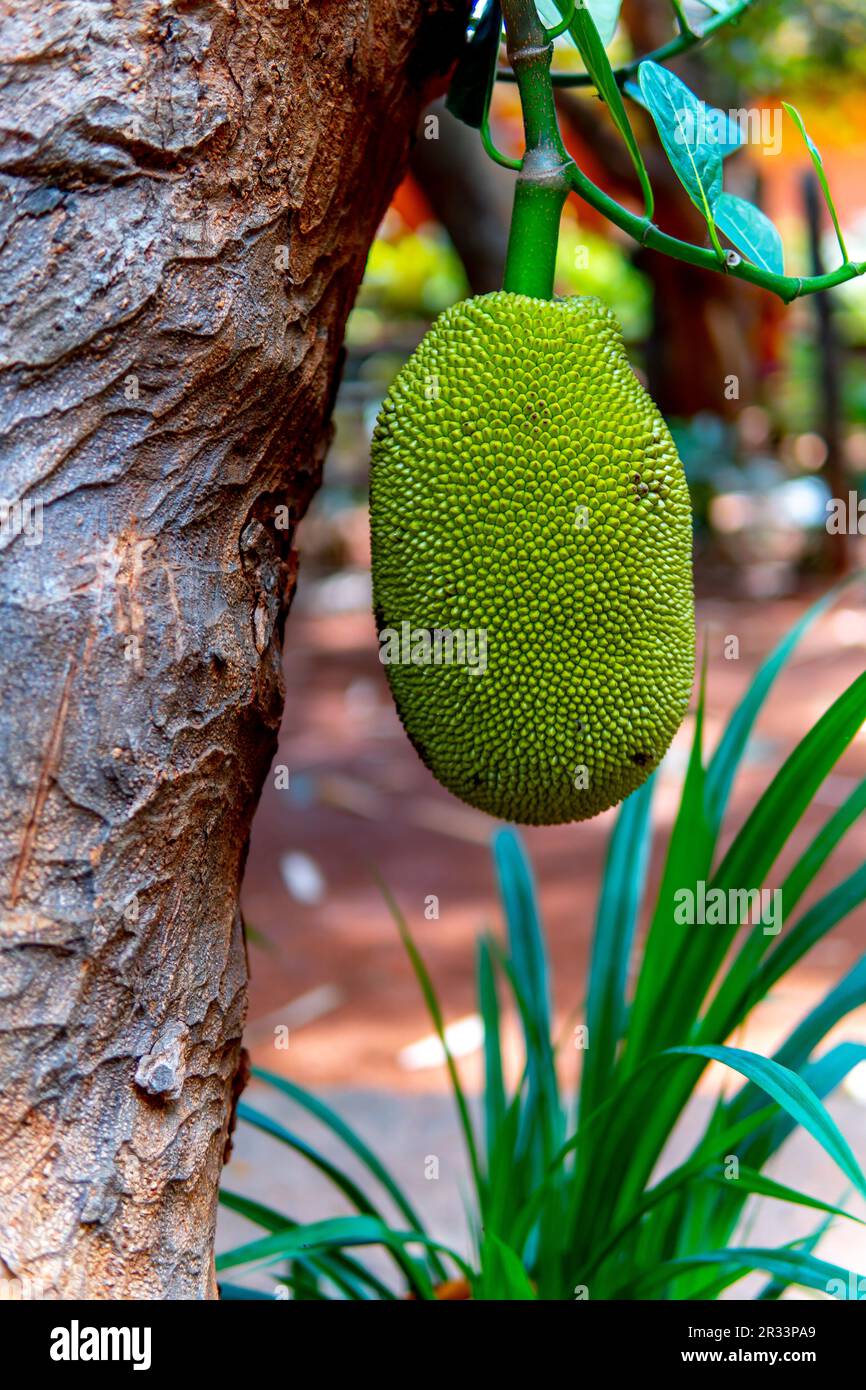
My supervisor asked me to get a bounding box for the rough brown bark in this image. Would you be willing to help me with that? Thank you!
[0,0,465,1299]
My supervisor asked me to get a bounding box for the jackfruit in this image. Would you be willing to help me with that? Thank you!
[370,291,695,825]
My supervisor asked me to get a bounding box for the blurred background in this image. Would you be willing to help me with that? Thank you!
[220,0,866,1276]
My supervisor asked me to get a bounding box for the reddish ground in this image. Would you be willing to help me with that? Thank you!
[241,571,866,1094]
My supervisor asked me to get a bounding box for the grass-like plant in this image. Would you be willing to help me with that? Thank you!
[218,585,866,1300]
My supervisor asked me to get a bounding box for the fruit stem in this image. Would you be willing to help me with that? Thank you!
[503,174,567,299]
[501,0,569,299]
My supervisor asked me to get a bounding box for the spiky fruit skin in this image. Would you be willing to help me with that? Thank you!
[370,292,695,825]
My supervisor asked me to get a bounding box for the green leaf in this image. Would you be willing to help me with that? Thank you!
[698,865,866,1051]
[730,1043,866,1183]
[215,1214,470,1290]
[579,775,654,1122]
[493,830,561,1162]
[782,102,848,263]
[756,1215,836,1301]
[378,873,483,1196]
[218,1187,398,1300]
[625,79,743,159]
[478,1233,537,1300]
[218,1282,275,1300]
[774,973,866,1078]
[494,829,551,1046]
[564,5,654,217]
[705,575,863,831]
[714,191,784,274]
[219,1187,292,1233]
[446,0,502,130]
[668,1046,866,1201]
[622,1246,866,1299]
[250,1066,439,1270]
[706,1164,863,1225]
[235,1101,430,1295]
[581,1103,778,1278]
[622,657,711,1074]
[712,668,866,896]
[477,935,507,1163]
[637,61,722,252]
[236,1103,380,1219]
[757,863,866,1006]
[781,775,866,917]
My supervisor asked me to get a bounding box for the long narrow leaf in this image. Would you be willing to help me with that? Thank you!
[249,1065,441,1274]
[668,1046,866,1200]
[566,5,654,216]
[378,873,483,1196]
[621,1245,866,1299]
[580,775,654,1122]
[705,575,862,828]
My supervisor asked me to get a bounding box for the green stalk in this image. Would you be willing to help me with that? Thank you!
[503,175,567,298]
[501,0,569,299]
[564,160,866,303]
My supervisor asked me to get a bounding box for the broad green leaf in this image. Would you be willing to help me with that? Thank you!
[782,102,848,262]
[579,775,654,1122]
[714,190,784,274]
[625,79,743,159]
[638,61,722,252]
[563,5,654,217]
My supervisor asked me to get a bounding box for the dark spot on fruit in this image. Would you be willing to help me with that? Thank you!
[630,751,649,766]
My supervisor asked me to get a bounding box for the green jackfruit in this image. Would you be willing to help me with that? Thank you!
[370,291,695,825]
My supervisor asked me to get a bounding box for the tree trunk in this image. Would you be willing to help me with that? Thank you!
[0,0,465,1300]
